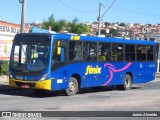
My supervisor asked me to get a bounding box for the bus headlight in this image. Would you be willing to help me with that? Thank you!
[40,73,48,81]
[9,72,13,79]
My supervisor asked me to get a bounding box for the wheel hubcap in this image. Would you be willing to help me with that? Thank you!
[125,78,130,88]
[69,81,76,92]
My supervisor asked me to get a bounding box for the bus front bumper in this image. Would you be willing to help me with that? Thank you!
[9,78,51,91]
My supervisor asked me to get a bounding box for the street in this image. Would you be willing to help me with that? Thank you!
[0,77,160,119]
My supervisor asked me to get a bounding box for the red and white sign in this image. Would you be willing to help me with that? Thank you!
[0,21,29,61]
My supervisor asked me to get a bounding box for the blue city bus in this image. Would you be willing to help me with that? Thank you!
[9,33,158,96]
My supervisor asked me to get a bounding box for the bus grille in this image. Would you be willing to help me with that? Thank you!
[15,81,36,88]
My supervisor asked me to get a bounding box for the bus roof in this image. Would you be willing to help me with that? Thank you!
[16,33,157,45]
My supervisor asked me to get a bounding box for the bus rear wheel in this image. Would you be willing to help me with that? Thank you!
[65,77,79,96]
[116,74,132,90]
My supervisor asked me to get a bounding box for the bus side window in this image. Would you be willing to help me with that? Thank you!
[98,44,103,61]
[72,44,82,61]
[137,45,146,61]
[53,47,65,62]
[69,41,82,61]
[52,48,60,62]
[125,45,136,61]
[147,46,154,61]
[69,41,74,60]
[98,43,111,61]
[83,42,89,60]
[83,42,97,61]
[111,44,118,61]
[111,44,123,61]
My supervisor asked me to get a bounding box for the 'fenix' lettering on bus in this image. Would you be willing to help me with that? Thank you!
[85,65,101,75]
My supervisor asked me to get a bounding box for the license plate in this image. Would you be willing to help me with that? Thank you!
[21,84,29,88]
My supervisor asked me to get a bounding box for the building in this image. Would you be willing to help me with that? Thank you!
[146,33,160,72]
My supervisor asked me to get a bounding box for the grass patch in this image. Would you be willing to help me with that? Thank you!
[0,61,9,76]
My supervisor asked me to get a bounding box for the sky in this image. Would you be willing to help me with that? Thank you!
[0,0,160,25]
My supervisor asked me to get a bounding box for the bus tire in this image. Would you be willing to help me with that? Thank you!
[65,77,79,96]
[116,74,132,90]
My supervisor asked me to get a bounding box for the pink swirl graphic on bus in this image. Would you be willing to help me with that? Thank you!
[102,62,132,86]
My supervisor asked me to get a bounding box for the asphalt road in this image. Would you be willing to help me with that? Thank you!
[0,78,160,120]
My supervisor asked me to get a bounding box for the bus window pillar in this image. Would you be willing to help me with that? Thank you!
[157,58,159,73]
[157,43,160,73]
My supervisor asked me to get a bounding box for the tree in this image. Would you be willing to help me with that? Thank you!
[55,19,68,32]
[42,16,89,34]
[42,14,56,31]
[119,22,126,26]
[105,22,111,26]
[69,18,79,33]
[109,29,120,37]
[116,22,119,25]
[101,29,107,35]
[42,15,67,32]
[147,24,152,26]
[68,18,89,34]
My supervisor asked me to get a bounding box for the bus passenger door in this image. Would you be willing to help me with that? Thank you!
[82,42,99,87]
[51,41,68,90]
[96,43,113,86]
[134,45,147,83]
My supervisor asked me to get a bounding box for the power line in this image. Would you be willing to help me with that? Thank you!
[19,0,23,3]
[57,0,98,13]
[102,0,117,18]
[113,8,160,17]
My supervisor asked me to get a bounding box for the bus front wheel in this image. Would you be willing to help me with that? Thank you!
[65,77,79,96]
[116,74,132,90]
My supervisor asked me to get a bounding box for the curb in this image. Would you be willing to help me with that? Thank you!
[0,75,9,83]
[0,75,10,91]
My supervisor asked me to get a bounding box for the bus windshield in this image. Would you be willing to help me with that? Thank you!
[10,35,51,75]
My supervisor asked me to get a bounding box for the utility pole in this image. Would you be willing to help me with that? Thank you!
[98,3,102,36]
[97,0,117,36]
[19,0,26,33]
